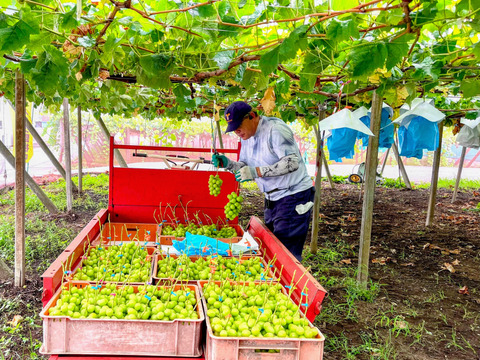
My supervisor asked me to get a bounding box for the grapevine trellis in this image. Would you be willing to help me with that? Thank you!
[1,0,480,286]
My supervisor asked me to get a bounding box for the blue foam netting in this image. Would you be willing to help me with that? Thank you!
[172,232,230,256]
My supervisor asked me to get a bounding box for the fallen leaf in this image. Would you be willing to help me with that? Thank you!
[442,262,455,273]
[340,259,352,265]
[394,319,408,329]
[452,259,460,266]
[372,257,392,265]
[261,87,276,115]
[458,286,469,295]
[449,249,461,255]
[8,315,23,327]
[424,243,441,251]
[346,215,357,222]
[401,263,415,267]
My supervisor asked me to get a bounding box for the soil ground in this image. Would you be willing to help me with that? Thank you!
[239,184,480,360]
[1,181,479,359]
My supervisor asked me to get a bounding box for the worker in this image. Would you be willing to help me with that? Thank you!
[213,101,315,261]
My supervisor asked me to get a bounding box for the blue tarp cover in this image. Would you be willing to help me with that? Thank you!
[398,117,439,159]
[327,108,394,162]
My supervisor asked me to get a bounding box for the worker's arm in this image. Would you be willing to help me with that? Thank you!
[226,160,248,172]
[235,154,299,182]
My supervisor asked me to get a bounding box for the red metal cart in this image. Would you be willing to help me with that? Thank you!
[41,138,327,360]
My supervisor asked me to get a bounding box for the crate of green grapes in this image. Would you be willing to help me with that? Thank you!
[71,243,155,284]
[200,281,324,360]
[153,254,277,284]
[40,281,204,356]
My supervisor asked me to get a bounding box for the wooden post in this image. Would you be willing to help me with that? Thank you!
[391,142,412,189]
[321,154,335,189]
[310,105,326,254]
[94,114,128,168]
[452,146,466,203]
[15,69,26,287]
[0,140,58,213]
[77,106,83,193]
[357,91,382,287]
[426,122,444,226]
[63,99,72,211]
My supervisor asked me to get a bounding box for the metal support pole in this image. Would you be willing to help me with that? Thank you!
[357,91,382,287]
[77,106,83,193]
[14,70,26,287]
[426,122,444,226]
[391,142,412,189]
[452,146,466,203]
[63,99,72,211]
[94,114,128,168]
[310,106,326,254]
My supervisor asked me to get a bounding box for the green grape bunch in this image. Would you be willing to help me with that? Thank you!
[208,174,223,196]
[224,192,244,220]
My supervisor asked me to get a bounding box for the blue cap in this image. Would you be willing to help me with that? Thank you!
[224,101,252,133]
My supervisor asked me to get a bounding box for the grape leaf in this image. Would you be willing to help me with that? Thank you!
[456,0,480,12]
[30,46,70,96]
[472,43,480,60]
[259,46,279,75]
[60,6,78,31]
[349,42,387,77]
[385,37,410,70]
[213,50,235,70]
[0,18,39,52]
[234,62,247,83]
[275,74,291,95]
[197,4,216,18]
[77,36,96,48]
[331,0,360,10]
[299,74,316,92]
[412,57,441,81]
[460,79,480,98]
[280,109,296,123]
[138,54,174,89]
[278,25,309,62]
[326,19,359,44]
[173,84,195,109]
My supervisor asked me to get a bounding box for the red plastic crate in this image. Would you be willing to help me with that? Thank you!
[40,281,204,357]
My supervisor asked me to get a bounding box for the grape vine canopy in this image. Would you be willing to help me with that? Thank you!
[0,0,479,123]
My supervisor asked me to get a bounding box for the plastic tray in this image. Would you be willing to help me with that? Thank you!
[152,255,276,284]
[70,245,157,284]
[92,222,159,246]
[40,281,204,357]
[199,281,324,360]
